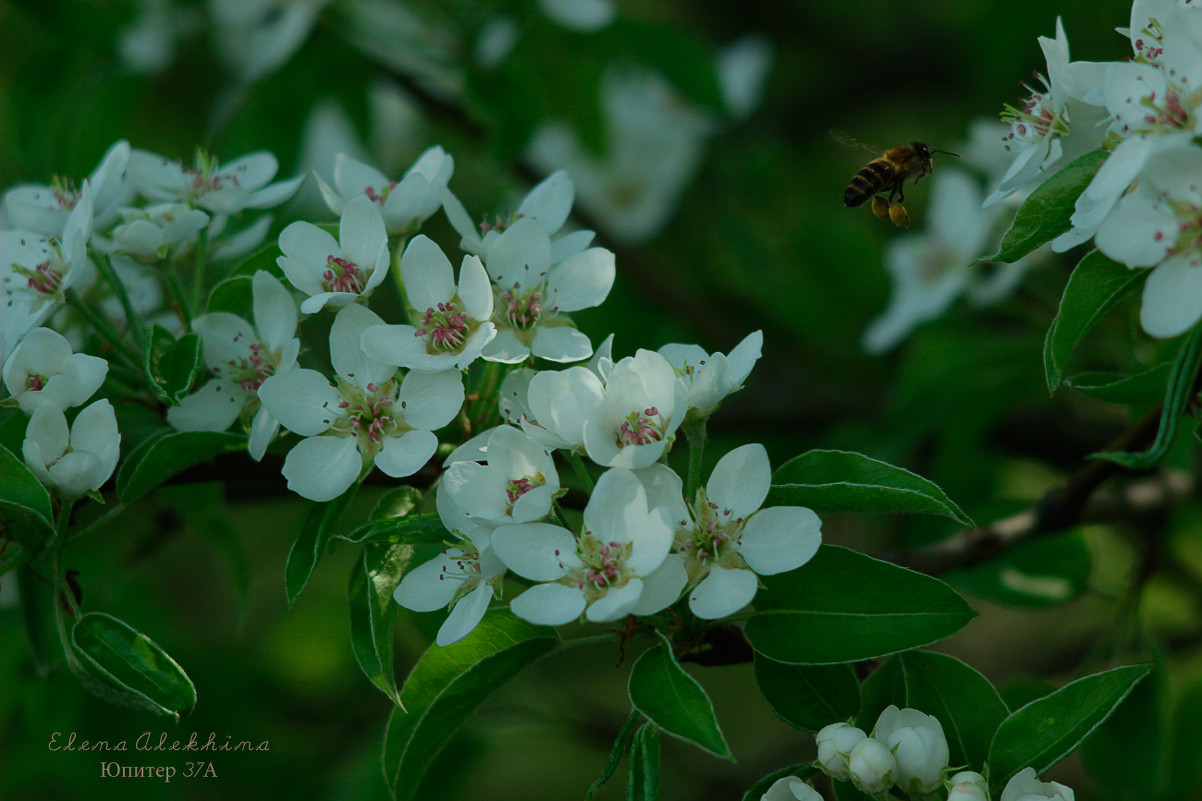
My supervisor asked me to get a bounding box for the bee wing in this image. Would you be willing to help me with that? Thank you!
[829,129,881,156]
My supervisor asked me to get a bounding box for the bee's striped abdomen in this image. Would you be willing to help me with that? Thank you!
[843,159,896,207]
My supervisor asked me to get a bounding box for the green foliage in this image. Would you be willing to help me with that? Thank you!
[754,656,861,732]
[628,722,662,801]
[348,542,411,706]
[382,611,559,799]
[0,442,55,542]
[980,148,1109,265]
[143,324,204,405]
[744,546,977,664]
[1044,250,1144,393]
[1091,322,1202,469]
[987,664,1151,792]
[769,449,974,527]
[628,632,732,759]
[285,487,357,606]
[116,429,247,503]
[948,534,1092,610]
[69,612,196,721]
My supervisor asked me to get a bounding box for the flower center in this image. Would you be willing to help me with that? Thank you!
[499,284,545,330]
[438,543,483,584]
[224,342,277,393]
[683,490,746,566]
[17,259,64,297]
[50,176,81,210]
[478,210,520,235]
[415,301,469,352]
[332,377,403,456]
[1001,80,1068,150]
[574,533,632,592]
[506,476,541,504]
[365,181,398,207]
[185,150,238,197]
[323,255,365,294]
[1162,199,1202,262]
[618,407,663,446]
[25,372,48,392]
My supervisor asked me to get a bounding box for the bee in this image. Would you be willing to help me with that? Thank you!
[838,136,957,227]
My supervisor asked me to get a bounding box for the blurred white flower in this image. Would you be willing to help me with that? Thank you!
[3,140,131,237]
[537,0,615,32]
[209,0,332,82]
[127,148,302,215]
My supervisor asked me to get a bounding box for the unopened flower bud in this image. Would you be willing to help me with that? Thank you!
[815,722,867,780]
[1000,767,1074,801]
[948,770,990,801]
[873,705,950,795]
[847,736,896,796]
[762,775,824,801]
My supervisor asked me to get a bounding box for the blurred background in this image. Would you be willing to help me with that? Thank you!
[5,0,1199,799]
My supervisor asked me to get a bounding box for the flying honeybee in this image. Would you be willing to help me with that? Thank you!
[836,133,958,227]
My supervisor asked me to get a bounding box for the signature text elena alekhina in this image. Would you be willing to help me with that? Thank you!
[48,731,270,752]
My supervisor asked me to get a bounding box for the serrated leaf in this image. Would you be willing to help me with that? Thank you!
[1065,363,1172,404]
[382,610,558,799]
[116,429,246,503]
[70,612,196,720]
[745,546,977,665]
[1043,250,1144,392]
[1091,322,1202,469]
[769,450,973,527]
[740,764,817,801]
[143,325,203,405]
[988,664,1151,791]
[0,442,54,534]
[286,486,356,606]
[628,723,661,801]
[899,651,1008,770]
[979,148,1108,265]
[628,632,732,759]
[349,542,412,706]
[754,655,861,732]
[339,511,448,545]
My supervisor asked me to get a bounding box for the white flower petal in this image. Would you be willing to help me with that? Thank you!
[492,522,578,580]
[257,368,341,436]
[707,443,771,519]
[376,430,438,477]
[585,578,643,622]
[1141,254,1202,338]
[282,435,361,501]
[510,583,586,626]
[739,506,823,576]
[689,564,759,619]
[437,582,495,646]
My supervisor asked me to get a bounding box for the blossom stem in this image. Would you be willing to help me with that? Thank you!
[188,229,209,320]
[558,632,623,651]
[551,499,573,531]
[389,237,410,303]
[51,497,86,675]
[566,451,595,493]
[94,253,146,345]
[164,257,193,329]
[64,290,142,368]
[683,419,707,501]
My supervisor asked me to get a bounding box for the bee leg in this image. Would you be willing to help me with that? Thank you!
[871,196,891,219]
[888,203,910,228]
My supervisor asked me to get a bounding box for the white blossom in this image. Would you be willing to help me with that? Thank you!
[873,706,950,796]
[23,399,121,497]
[127,148,302,215]
[2,328,108,414]
[582,349,688,469]
[658,331,762,419]
[441,425,560,525]
[1000,768,1074,801]
[815,722,868,781]
[317,147,453,236]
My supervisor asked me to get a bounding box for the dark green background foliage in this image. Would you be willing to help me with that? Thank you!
[3,1,1199,799]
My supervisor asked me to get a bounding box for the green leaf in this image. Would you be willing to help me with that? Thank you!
[1043,250,1144,392]
[205,274,254,318]
[70,612,196,720]
[740,764,817,801]
[1091,322,1202,469]
[745,546,977,665]
[116,429,246,503]
[382,610,558,799]
[899,651,1008,770]
[0,441,54,535]
[855,655,906,731]
[979,148,1108,265]
[628,632,732,759]
[628,723,661,801]
[987,664,1151,791]
[143,324,203,405]
[769,450,973,527]
[339,512,448,545]
[754,655,861,732]
[947,533,1091,610]
[1080,659,1166,798]
[286,486,356,606]
[1065,363,1173,404]
[349,542,412,706]
[585,710,641,801]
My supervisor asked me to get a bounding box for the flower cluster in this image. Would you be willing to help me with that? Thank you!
[812,708,1074,801]
[989,1,1202,338]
